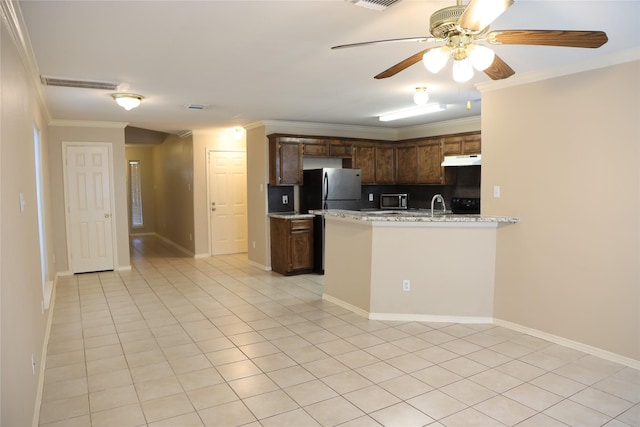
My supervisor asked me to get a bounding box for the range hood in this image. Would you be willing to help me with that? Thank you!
[441,154,481,167]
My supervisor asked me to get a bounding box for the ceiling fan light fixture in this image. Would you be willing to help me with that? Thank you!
[112,93,143,110]
[413,87,429,105]
[423,47,450,73]
[452,57,474,83]
[379,103,447,122]
[468,44,495,71]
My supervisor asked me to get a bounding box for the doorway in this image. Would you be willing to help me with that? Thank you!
[207,150,247,255]
[63,143,116,273]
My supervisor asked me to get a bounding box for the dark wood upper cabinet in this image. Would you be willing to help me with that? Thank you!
[269,135,303,185]
[267,131,480,186]
[396,145,418,184]
[416,140,444,184]
[354,144,375,184]
[374,145,395,184]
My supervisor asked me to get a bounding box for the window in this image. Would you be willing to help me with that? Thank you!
[129,161,143,227]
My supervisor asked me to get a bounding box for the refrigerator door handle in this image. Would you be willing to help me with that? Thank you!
[323,171,329,210]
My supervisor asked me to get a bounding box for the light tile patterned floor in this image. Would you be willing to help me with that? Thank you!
[39,235,640,426]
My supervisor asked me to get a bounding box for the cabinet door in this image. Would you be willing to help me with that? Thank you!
[375,146,395,184]
[416,142,442,184]
[290,229,312,271]
[396,145,418,184]
[462,134,481,154]
[354,145,375,184]
[278,141,303,185]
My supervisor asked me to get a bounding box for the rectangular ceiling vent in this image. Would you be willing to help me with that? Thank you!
[40,76,119,91]
[348,0,402,11]
[186,103,208,110]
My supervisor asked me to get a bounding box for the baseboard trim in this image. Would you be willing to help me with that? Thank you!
[320,294,640,369]
[322,294,369,319]
[32,273,58,427]
[248,259,270,271]
[116,265,132,272]
[370,313,494,324]
[194,253,210,259]
[493,318,640,370]
[154,233,195,257]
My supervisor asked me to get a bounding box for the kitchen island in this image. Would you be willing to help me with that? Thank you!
[317,209,519,323]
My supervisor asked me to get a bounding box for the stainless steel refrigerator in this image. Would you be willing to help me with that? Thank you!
[300,168,362,273]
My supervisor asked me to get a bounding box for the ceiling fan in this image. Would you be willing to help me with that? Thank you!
[332,0,608,82]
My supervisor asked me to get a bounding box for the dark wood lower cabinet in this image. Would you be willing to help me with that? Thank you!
[270,216,314,275]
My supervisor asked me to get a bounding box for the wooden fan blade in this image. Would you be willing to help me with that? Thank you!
[331,37,435,50]
[374,47,436,79]
[486,30,608,48]
[458,0,514,32]
[483,54,515,80]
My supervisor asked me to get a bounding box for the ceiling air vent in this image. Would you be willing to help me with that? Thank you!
[185,103,208,110]
[348,0,402,11]
[40,76,119,91]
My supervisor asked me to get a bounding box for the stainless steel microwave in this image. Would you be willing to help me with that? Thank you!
[380,193,408,209]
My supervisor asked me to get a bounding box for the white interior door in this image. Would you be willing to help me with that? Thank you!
[208,150,247,255]
[65,144,114,273]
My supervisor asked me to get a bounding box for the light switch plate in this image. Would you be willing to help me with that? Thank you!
[493,185,501,198]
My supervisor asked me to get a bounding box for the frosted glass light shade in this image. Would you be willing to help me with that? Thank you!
[452,58,474,82]
[413,87,429,105]
[112,93,143,110]
[468,45,495,71]
[423,47,450,73]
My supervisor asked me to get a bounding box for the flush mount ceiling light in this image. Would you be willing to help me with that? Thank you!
[413,87,429,105]
[379,103,447,122]
[112,93,143,111]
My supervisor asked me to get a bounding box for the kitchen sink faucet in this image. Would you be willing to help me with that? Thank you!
[431,194,446,216]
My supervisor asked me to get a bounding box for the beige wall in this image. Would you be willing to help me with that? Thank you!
[1,15,55,426]
[48,123,130,272]
[192,130,246,257]
[125,145,156,234]
[482,60,640,361]
[246,125,270,268]
[152,134,195,254]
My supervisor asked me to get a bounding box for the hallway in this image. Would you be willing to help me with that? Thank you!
[39,235,639,426]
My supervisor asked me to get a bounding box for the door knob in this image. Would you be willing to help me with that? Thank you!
[104,213,110,218]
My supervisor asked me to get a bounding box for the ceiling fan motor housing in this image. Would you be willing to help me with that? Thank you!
[429,5,466,38]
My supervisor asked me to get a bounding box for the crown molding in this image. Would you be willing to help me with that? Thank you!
[49,120,128,129]
[0,1,51,123]
[396,116,481,140]
[477,47,640,93]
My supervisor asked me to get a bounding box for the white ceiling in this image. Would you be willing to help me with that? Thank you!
[19,0,640,135]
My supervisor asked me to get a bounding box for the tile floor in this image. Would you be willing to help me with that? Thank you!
[39,235,639,427]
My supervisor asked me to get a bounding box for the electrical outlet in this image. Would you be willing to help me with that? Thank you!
[493,185,501,198]
[368,193,374,202]
[282,195,289,204]
[402,279,411,291]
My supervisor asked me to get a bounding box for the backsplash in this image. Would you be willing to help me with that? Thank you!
[267,185,295,213]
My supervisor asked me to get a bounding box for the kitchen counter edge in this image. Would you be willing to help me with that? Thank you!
[268,212,316,220]
[310,209,520,223]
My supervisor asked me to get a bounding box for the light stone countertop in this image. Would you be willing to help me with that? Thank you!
[311,209,520,223]
[268,212,316,220]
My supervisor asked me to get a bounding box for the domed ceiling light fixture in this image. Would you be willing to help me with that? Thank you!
[112,93,143,111]
[413,87,430,105]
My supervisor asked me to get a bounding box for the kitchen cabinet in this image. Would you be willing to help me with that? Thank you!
[270,216,314,275]
[396,145,418,184]
[374,145,395,184]
[416,140,445,184]
[269,135,303,185]
[442,132,481,155]
[353,144,375,184]
[329,141,353,158]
